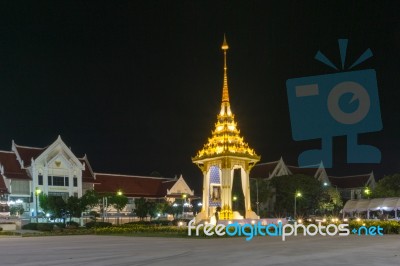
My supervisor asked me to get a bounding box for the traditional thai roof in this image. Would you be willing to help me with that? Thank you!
[0,151,30,180]
[287,165,320,177]
[250,161,280,178]
[12,142,46,167]
[329,172,375,189]
[78,155,96,183]
[0,175,9,194]
[192,36,260,162]
[94,173,176,198]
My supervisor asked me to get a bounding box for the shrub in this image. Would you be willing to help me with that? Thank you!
[66,221,80,228]
[54,223,66,229]
[0,227,3,231]
[85,221,112,229]
[37,223,54,231]
[349,220,400,234]
[22,223,38,230]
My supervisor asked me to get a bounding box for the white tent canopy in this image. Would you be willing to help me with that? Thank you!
[343,197,400,213]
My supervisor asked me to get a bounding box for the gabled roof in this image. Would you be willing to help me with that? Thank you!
[250,161,280,178]
[78,155,95,183]
[287,165,319,177]
[0,175,9,194]
[94,173,175,198]
[13,143,45,167]
[329,173,373,189]
[0,151,30,180]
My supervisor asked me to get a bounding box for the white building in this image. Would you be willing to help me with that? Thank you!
[0,136,194,218]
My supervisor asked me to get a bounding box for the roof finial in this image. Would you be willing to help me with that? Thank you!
[221,34,229,103]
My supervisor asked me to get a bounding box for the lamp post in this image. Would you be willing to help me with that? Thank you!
[250,178,260,215]
[294,192,302,219]
[35,187,41,223]
[116,190,123,225]
[102,196,108,222]
[182,194,187,218]
[232,196,237,210]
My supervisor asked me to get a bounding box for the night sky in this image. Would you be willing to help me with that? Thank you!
[1,1,399,193]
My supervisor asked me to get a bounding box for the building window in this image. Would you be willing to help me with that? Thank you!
[48,176,52,186]
[38,175,43,185]
[74,192,78,197]
[73,177,78,187]
[52,176,64,186]
[65,177,69,186]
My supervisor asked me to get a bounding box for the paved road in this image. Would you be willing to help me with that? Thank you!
[0,235,399,266]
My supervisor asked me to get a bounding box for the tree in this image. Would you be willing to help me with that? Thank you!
[65,196,85,221]
[47,196,67,221]
[109,193,128,225]
[318,187,343,215]
[372,174,400,198]
[146,201,157,220]
[39,193,51,215]
[270,174,323,217]
[250,178,272,216]
[134,197,148,220]
[80,190,100,211]
[10,205,24,216]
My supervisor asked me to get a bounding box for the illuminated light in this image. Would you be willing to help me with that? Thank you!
[46,213,50,217]
[198,202,203,206]
[178,222,183,226]
[277,219,282,223]
[251,220,256,225]
[362,223,366,226]
[296,192,302,197]
[356,218,361,222]
[228,221,232,224]
[343,218,348,222]
[307,219,312,222]
[297,219,303,224]
[157,213,161,217]
[323,182,328,186]
[322,218,326,222]
[173,203,178,207]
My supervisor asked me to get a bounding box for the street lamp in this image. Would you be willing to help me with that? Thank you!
[294,192,302,219]
[116,190,123,225]
[364,187,371,199]
[35,187,41,223]
[250,178,260,216]
[182,194,187,218]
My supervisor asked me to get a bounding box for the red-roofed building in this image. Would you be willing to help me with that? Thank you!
[329,172,376,200]
[249,157,375,214]
[0,137,195,218]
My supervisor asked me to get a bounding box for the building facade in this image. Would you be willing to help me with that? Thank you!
[0,136,194,217]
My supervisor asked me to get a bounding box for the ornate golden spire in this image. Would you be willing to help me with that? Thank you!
[221,34,229,103]
[192,36,260,162]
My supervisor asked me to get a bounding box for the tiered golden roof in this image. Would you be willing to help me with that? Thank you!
[193,36,260,161]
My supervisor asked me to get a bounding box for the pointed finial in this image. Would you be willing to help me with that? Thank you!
[222,34,229,50]
[221,34,230,103]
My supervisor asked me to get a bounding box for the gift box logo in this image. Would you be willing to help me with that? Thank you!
[286,39,382,168]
